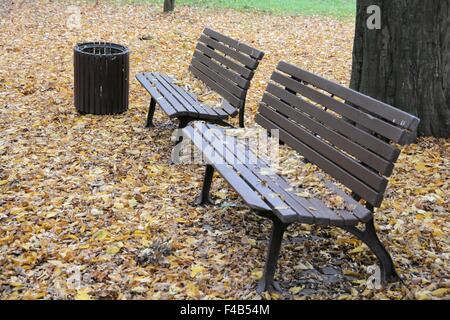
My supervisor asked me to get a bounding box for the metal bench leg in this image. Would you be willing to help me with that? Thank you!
[174,117,193,146]
[257,217,288,293]
[239,103,245,128]
[342,219,400,284]
[146,97,157,128]
[194,165,214,206]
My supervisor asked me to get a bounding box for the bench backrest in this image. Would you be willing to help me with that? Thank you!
[189,28,265,127]
[256,61,420,208]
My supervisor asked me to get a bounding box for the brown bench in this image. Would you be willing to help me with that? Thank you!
[181,61,420,293]
[136,28,264,129]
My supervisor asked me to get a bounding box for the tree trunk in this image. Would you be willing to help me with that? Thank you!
[350,0,450,138]
[163,0,175,13]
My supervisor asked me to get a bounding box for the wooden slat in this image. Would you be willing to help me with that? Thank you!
[321,179,372,223]
[193,50,250,89]
[150,74,195,115]
[136,73,178,116]
[271,71,408,144]
[211,127,330,225]
[200,123,300,224]
[262,93,395,176]
[224,128,372,224]
[203,28,264,60]
[191,58,247,99]
[157,73,229,119]
[245,143,369,225]
[196,43,253,79]
[256,114,384,207]
[200,123,297,223]
[221,100,239,117]
[189,65,243,108]
[265,84,400,162]
[153,73,219,118]
[209,126,358,227]
[277,61,420,135]
[199,34,258,69]
[182,125,270,212]
[259,105,388,192]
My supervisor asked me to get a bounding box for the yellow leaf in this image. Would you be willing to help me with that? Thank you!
[114,202,124,209]
[349,245,365,254]
[186,282,200,298]
[415,291,431,300]
[10,207,23,215]
[289,286,304,294]
[432,228,444,237]
[435,189,445,197]
[46,211,58,218]
[190,264,206,278]
[215,191,227,199]
[128,198,138,208]
[414,162,427,171]
[106,242,123,255]
[431,288,450,298]
[140,186,151,193]
[251,269,263,279]
[343,269,361,277]
[0,180,8,186]
[93,229,108,241]
[75,288,91,300]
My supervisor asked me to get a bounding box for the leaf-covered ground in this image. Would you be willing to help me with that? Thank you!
[0,1,448,300]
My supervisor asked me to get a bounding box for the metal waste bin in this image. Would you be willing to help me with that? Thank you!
[74,42,129,115]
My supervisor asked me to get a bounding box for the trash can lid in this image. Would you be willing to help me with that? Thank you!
[74,42,129,56]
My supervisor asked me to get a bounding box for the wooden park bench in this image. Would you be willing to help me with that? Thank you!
[136,28,264,129]
[181,61,420,292]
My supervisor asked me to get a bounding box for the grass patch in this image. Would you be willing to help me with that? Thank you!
[104,0,356,18]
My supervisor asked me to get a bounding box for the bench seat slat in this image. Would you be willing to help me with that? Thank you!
[231,133,372,224]
[198,123,368,226]
[151,73,199,115]
[221,100,239,117]
[201,124,304,224]
[137,72,232,120]
[136,73,178,117]
[154,73,224,118]
[158,74,230,119]
[209,127,365,226]
[203,123,344,225]
[183,126,270,212]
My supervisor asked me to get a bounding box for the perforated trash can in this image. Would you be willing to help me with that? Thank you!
[74,42,129,115]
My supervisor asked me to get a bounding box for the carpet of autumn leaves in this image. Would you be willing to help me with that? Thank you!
[0,1,449,300]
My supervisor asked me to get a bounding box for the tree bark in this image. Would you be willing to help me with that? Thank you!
[350,0,450,138]
[163,0,175,13]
